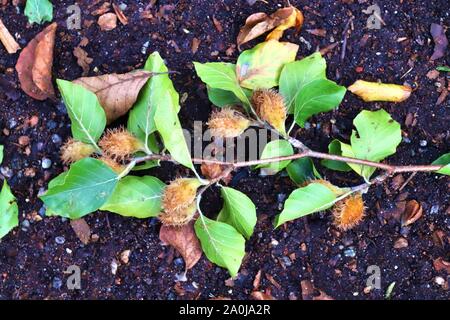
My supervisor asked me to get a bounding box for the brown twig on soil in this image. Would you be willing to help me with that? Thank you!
[340,15,354,61]
[0,18,20,54]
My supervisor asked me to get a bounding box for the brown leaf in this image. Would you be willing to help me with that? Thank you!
[159,220,202,270]
[401,200,423,227]
[250,291,276,300]
[253,269,262,290]
[191,37,201,54]
[212,16,223,33]
[306,28,326,37]
[98,13,117,31]
[430,23,448,61]
[15,23,57,100]
[433,258,450,274]
[73,47,93,77]
[73,70,152,123]
[237,6,303,48]
[112,3,128,25]
[70,218,91,245]
[348,80,411,102]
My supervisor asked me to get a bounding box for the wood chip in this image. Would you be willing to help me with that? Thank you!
[212,16,223,33]
[112,3,128,25]
[191,37,201,54]
[0,18,20,54]
[98,13,117,31]
[70,218,91,245]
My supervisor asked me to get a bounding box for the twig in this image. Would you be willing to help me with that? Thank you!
[341,16,354,61]
[0,18,20,54]
[398,172,417,191]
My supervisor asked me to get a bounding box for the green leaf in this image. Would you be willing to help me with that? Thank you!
[349,109,401,180]
[0,181,19,239]
[40,158,118,219]
[320,139,352,172]
[436,66,450,72]
[195,216,245,277]
[236,40,298,90]
[128,52,178,148]
[206,86,242,107]
[154,91,193,169]
[432,153,450,175]
[24,0,53,24]
[217,187,257,239]
[275,183,337,227]
[57,79,106,148]
[257,140,294,175]
[294,79,346,127]
[194,62,251,107]
[279,52,327,113]
[101,176,165,218]
[286,157,321,185]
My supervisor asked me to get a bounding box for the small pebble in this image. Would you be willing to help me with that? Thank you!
[46,120,57,130]
[430,205,439,215]
[270,239,279,246]
[419,140,427,147]
[141,41,150,54]
[51,134,62,145]
[1,166,13,178]
[304,122,311,130]
[41,158,52,169]
[174,258,184,267]
[52,277,63,289]
[21,220,30,229]
[119,3,127,10]
[111,259,119,275]
[344,247,356,258]
[435,276,445,286]
[402,137,411,144]
[8,119,17,129]
[281,256,292,267]
[55,236,65,245]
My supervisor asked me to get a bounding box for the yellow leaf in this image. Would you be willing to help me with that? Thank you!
[348,80,412,102]
[266,8,303,41]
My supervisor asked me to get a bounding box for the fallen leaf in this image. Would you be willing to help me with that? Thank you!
[393,237,409,249]
[253,269,262,290]
[112,3,128,25]
[191,37,201,54]
[251,291,276,300]
[426,69,440,80]
[159,220,202,270]
[348,80,411,102]
[433,257,450,274]
[237,6,303,48]
[306,28,326,37]
[98,12,117,31]
[401,200,423,227]
[70,218,91,245]
[430,23,448,61]
[212,16,223,33]
[15,22,56,100]
[73,46,93,77]
[73,70,152,123]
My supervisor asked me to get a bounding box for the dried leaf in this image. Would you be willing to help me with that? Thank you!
[112,3,128,25]
[433,257,450,274]
[73,46,93,77]
[159,220,202,270]
[401,200,423,227]
[348,80,411,102]
[191,37,201,54]
[237,6,303,48]
[251,291,276,300]
[0,18,20,54]
[212,16,223,33]
[430,23,448,61]
[73,70,152,123]
[70,218,91,245]
[253,269,262,290]
[98,13,117,31]
[91,2,110,16]
[15,22,57,100]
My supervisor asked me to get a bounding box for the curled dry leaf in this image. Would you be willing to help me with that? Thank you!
[159,220,202,270]
[430,23,448,61]
[15,22,57,100]
[401,200,423,227]
[73,46,93,77]
[73,70,152,123]
[250,291,276,300]
[98,12,117,31]
[433,257,450,274]
[70,218,91,245]
[348,80,411,102]
[253,269,262,290]
[237,6,303,48]
[112,3,128,25]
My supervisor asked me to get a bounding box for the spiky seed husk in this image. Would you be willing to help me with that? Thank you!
[60,138,96,164]
[99,156,125,174]
[207,109,250,138]
[252,89,287,133]
[160,178,202,226]
[99,127,144,160]
[333,193,365,231]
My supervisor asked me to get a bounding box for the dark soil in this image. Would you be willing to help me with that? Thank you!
[0,0,449,300]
